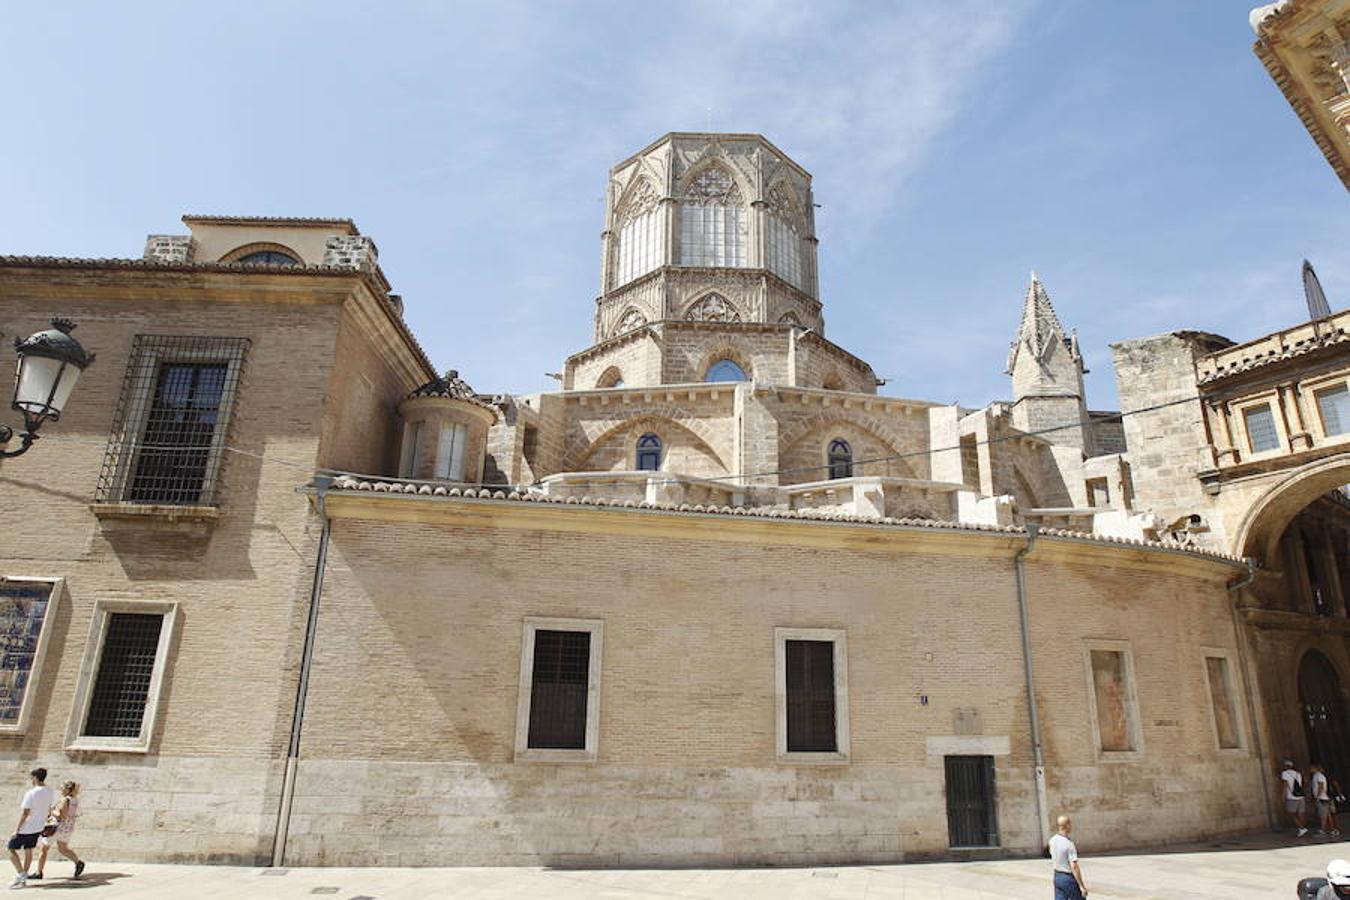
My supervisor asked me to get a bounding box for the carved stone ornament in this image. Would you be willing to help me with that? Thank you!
[685,166,741,203]
[685,293,742,323]
[620,179,661,219]
[778,311,802,326]
[767,181,803,226]
[613,308,649,336]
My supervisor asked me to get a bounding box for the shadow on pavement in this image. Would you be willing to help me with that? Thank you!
[1088,830,1350,859]
[28,872,131,889]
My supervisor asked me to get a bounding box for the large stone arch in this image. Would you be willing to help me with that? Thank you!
[778,417,917,483]
[1232,452,1350,562]
[566,411,730,476]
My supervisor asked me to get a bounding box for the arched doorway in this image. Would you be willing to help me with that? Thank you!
[1299,650,1350,786]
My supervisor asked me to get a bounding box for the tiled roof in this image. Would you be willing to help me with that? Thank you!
[181,214,358,230]
[406,370,498,412]
[1197,326,1350,384]
[0,255,437,381]
[325,475,1244,564]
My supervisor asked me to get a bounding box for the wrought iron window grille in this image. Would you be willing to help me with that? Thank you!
[95,335,249,506]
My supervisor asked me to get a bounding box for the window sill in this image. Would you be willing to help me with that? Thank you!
[776,751,850,766]
[514,748,597,764]
[65,736,151,754]
[90,502,219,523]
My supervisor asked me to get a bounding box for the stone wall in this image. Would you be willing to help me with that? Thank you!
[284,501,1265,866]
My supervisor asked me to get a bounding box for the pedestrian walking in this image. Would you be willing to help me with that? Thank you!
[1310,763,1341,837]
[1283,758,1310,837]
[1050,814,1089,899]
[6,768,54,890]
[32,781,83,881]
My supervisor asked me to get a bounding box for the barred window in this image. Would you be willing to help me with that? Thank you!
[827,438,853,480]
[515,618,603,761]
[636,433,661,471]
[96,336,248,506]
[83,613,163,738]
[67,600,177,753]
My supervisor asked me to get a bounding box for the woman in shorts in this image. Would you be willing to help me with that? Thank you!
[34,781,84,880]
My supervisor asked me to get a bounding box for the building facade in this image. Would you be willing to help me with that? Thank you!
[0,132,1345,867]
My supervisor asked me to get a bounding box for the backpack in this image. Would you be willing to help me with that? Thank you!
[1290,775,1305,798]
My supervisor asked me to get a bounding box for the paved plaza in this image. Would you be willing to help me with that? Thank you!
[5,832,1345,899]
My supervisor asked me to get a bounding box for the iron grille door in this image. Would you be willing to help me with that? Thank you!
[785,639,836,752]
[127,362,228,504]
[945,755,999,847]
[83,613,164,738]
[527,630,590,749]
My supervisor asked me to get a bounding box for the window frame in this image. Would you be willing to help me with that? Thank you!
[65,599,179,754]
[635,432,662,471]
[1200,648,1247,754]
[1081,638,1144,761]
[827,438,853,480]
[101,337,247,506]
[514,617,604,763]
[1231,392,1286,460]
[0,577,65,736]
[774,627,850,764]
[1304,374,1350,445]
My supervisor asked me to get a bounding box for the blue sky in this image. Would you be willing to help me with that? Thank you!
[1,1,1344,410]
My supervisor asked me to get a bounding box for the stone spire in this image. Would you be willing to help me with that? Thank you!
[1005,271,1081,377]
[1006,272,1089,450]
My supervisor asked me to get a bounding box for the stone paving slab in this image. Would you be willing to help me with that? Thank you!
[4,833,1346,899]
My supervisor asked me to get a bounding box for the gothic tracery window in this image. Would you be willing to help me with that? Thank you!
[614,179,663,287]
[685,292,741,324]
[778,311,803,327]
[612,308,648,337]
[679,165,747,268]
[765,181,807,291]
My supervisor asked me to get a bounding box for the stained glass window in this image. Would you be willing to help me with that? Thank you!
[679,166,746,268]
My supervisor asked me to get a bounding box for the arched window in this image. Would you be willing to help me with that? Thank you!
[236,250,300,266]
[614,179,663,287]
[679,165,746,268]
[827,438,852,479]
[596,366,625,389]
[705,359,748,382]
[636,433,662,471]
[765,182,807,291]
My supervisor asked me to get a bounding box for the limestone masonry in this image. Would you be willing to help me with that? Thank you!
[0,100,1346,866]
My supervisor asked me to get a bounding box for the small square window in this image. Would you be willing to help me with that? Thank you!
[66,600,178,753]
[1086,478,1110,508]
[1315,384,1350,437]
[775,628,849,763]
[514,618,603,762]
[1243,404,1280,454]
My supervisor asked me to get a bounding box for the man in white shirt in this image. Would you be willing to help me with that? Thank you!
[1282,759,1309,837]
[1310,762,1340,836]
[7,768,54,890]
[1049,814,1088,899]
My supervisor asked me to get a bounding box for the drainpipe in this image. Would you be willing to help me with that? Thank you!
[1227,558,1276,829]
[272,474,334,867]
[1014,523,1051,849]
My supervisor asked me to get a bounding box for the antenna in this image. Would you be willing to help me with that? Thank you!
[1304,259,1332,321]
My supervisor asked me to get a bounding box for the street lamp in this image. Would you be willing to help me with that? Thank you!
[0,318,95,458]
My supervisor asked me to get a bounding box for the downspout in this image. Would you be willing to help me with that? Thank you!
[272,474,334,867]
[1227,558,1275,829]
[1014,523,1051,849]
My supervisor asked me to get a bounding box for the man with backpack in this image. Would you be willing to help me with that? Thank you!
[1283,758,1310,838]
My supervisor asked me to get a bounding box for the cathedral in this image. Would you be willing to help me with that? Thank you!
[0,18,1347,865]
